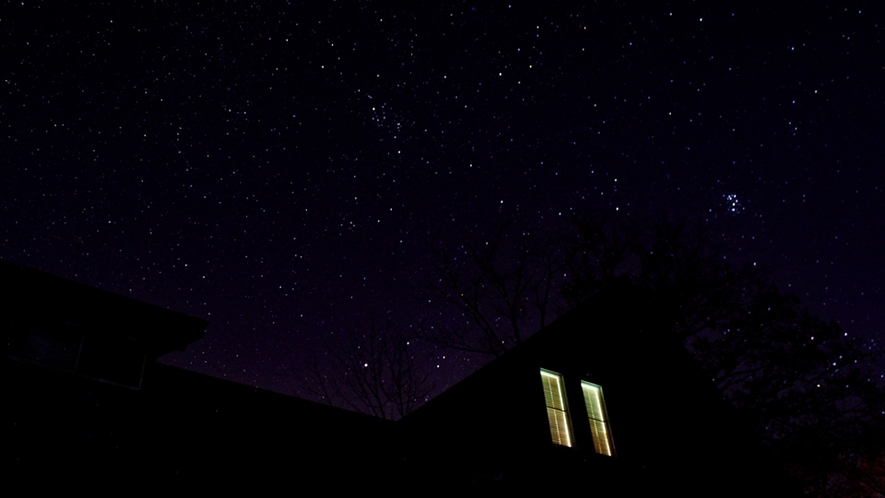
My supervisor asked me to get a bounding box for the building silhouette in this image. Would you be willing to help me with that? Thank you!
[3,262,793,493]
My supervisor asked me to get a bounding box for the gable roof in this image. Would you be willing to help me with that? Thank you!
[398,280,793,493]
[1,259,207,357]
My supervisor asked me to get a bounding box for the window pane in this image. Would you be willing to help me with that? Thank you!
[582,382,614,456]
[547,407,571,447]
[540,369,571,447]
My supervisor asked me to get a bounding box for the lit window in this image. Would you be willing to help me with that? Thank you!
[581,381,614,456]
[540,369,572,447]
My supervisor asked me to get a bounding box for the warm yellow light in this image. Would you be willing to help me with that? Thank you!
[582,381,614,456]
[540,369,572,447]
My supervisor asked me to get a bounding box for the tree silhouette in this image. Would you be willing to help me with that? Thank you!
[422,223,566,356]
[300,319,433,420]
[427,211,884,496]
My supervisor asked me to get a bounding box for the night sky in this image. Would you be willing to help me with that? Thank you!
[3,1,883,397]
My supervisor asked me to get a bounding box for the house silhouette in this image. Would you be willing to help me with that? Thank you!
[399,280,795,493]
[3,262,793,493]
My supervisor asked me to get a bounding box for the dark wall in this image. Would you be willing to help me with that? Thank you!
[399,284,792,494]
[5,359,396,491]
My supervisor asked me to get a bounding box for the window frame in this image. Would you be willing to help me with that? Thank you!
[581,381,615,456]
[539,368,573,447]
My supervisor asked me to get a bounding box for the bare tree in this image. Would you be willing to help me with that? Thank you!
[561,209,640,305]
[424,213,728,355]
[422,224,566,357]
[300,319,433,420]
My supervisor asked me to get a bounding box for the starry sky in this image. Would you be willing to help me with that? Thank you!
[3,1,883,396]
